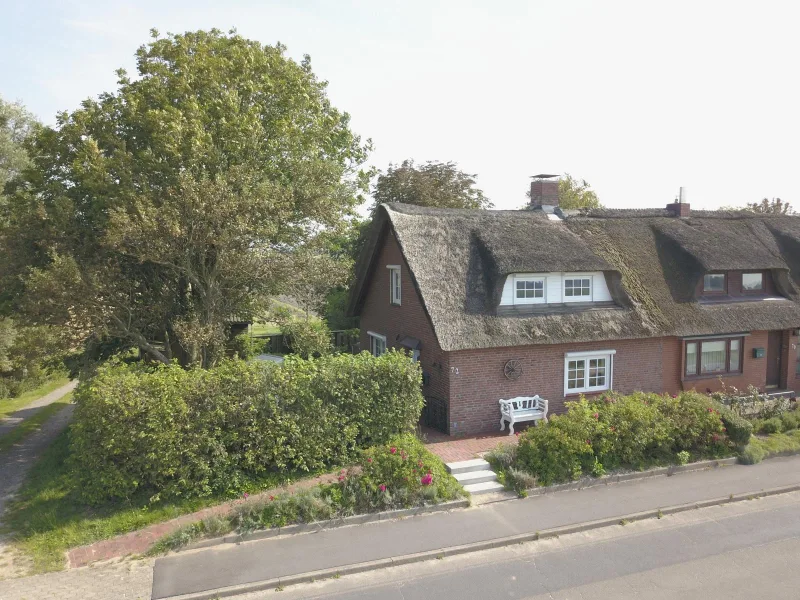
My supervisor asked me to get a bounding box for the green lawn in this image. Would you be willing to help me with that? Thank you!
[0,376,71,420]
[749,429,800,456]
[0,394,73,454]
[2,429,331,574]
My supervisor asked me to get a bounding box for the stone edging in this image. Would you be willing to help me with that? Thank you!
[162,482,800,600]
[524,457,739,496]
[182,499,471,552]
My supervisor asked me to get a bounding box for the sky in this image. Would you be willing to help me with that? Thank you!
[1,0,798,211]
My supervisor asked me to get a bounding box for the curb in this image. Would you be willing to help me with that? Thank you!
[159,482,800,600]
[182,499,471,552]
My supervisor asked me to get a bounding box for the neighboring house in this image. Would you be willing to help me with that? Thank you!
[347,178,800,435]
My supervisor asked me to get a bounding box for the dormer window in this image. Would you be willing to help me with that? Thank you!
[703,273,726,293]
[742,272,764,292]
[514,276,546,304]
[563,276,592,302]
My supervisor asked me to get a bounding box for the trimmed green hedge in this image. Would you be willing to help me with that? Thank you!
[714,402,753,446]
[71,351,423,504]
[515,391,733,486]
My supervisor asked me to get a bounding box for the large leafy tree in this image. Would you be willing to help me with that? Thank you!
[0,96,38,194]
[1,29,370,367]
[371,159,492,212]
[745,198,793,215]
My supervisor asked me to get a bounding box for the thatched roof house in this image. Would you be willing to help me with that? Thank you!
[349,189,800,438]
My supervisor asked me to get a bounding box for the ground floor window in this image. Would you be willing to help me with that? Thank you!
[684,337,743,377]
[564,350,615,394]
[368,331,387,357]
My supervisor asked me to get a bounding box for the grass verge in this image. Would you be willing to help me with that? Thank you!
[0,376,71,420]
[0,394,72,454]
[1,429,332,574]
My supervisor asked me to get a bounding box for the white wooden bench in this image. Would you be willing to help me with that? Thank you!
[499,395,549,435]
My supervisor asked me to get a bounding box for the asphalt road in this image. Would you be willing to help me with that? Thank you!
[225,490,800,600]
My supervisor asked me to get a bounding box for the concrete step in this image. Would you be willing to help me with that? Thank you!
[446,458,491,475]
[463,480,506,495]
[453,470,498,485]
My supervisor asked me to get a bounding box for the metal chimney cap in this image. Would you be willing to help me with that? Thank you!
[530,174,560,179]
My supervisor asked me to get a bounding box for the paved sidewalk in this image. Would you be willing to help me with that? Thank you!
[0,380,77,438]
[152,454,800,599]
[0,558,154,600]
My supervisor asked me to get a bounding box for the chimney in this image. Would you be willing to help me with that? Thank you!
[666,187,690,217]
[530,174,560,211]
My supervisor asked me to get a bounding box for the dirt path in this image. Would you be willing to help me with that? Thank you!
[0,380,77,438]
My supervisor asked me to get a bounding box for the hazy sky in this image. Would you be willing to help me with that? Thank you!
[2,1,798,211]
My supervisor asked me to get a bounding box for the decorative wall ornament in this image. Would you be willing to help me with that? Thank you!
[504,358,523,380]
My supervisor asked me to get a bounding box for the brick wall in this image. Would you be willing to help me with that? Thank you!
[448,338,668,435]
[358,227,450,407]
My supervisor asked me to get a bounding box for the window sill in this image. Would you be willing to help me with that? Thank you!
[565,389,610,398]
[683,372,743,382]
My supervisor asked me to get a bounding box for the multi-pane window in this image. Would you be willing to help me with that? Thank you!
[684,338,743,377]
[742,272,764,292]
[703,273,726,293]
[564,277,592,300]
[388,266,401,305]
[564,351,614,394]
[514,277,545,304]
[369,332,387,357]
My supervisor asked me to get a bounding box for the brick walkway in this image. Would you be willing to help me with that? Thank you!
[420,426,519,463]
[68,472,340,568]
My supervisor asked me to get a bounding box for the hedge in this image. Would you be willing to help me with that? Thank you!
[515,391,732,486]
[70,351,423,504]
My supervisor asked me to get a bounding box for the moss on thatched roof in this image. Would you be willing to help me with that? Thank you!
[349,204,800,351]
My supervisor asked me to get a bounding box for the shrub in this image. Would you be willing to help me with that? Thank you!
[230,333,266,360]
[676,450,691,465]
[780,411,800,432]
[485,444,517,471]
[278,319,332,359]
[739,443,766,465]
[514,391,732,486]
[505,467,537,496]
[758,417,782,435]
[715,403,753,446]
[350,434,463,511]
[71,351,423,504]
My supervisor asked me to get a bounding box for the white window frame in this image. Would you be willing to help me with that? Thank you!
[368,331,387,357]
[564,350,616,395]
[387,265,401,305]
[563,275,593,302]
[513,275,547,305]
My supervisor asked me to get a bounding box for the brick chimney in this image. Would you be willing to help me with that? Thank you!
[666,187,690,217]
[530,174,560,210]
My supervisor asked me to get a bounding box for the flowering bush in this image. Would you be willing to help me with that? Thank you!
[514,391,733,486]
[344,434,463,511]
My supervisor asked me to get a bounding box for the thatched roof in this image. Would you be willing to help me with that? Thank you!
[348,204,800,351]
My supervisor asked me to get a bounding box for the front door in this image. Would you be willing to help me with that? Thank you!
[766,331,783,388]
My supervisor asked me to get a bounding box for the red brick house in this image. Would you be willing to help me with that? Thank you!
[347,180,800,435]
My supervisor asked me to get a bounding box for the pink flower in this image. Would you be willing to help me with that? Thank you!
[367,458,373,463]
[379,484,386,492]
[269,495,275,501]
[671,394,678,398]
[707,408,713,413]
[712,434,720,442]
[593,413,599,419]
[586,439,592,445]
[243,492,249,500]
[390,447,397,454]
[420,473,433,486]
[338,475,346,482]
[418,461,424,468]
